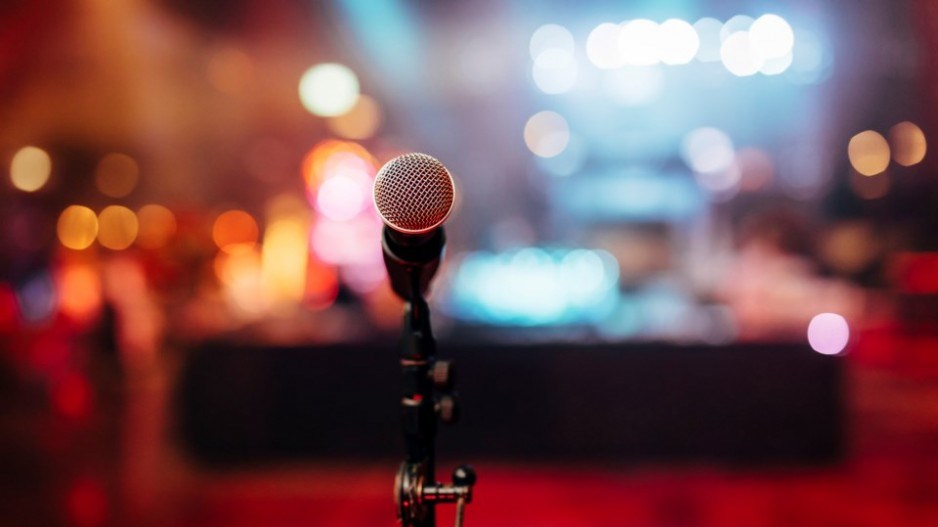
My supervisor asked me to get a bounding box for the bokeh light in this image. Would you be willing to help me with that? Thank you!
[298,63,360,117]
[532,48,577,94]
[212,210,259,252]
[447,247,619,326]
[807,312,849,355]
[311,217,382,266]
[10,146,52,192]
[693,18,723,62]
[529,24,577,95]
[848,130,890,176]
[749,14,794,60]
[720,15,754,42]
[97,205,139,250]
[560,249,611,302]
[95,153,139,198]
[16,271,57,324]
[681,127,735,174]
[658,19,700,65]
[524,111,570,158]
[820,222,879,275]
[695,163,742,197]
[618,19,661,66]
[261,198,309,307]
[789,29,833,85]
[304,141,377,226]
[326,95,382,140]
[302,140,375,191]
[58,263,102,324]
[759,52,793,75]
[262,218,309,305]
[304,258,340,309]
[721,31,762,77]
[529,24,575,60]
[341,260,388,295]
[136,204,176,249]
[316,173,369,222]
[57,206,99,250]
[215,243,268,317]
[888,121,927,167]
[586,23,624,69]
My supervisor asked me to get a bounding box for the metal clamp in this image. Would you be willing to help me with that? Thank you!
[396,462,477,527]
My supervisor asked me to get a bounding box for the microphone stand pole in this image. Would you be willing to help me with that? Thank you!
[394,269,476,527]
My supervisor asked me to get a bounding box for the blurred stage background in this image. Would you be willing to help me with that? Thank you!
[2,0,938,526]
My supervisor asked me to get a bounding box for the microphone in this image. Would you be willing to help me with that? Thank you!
[377,153,479,527]
[373,153,455,302]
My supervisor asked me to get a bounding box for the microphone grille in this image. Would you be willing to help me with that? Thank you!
[373,153,455,234]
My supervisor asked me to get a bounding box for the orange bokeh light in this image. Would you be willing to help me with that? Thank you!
[301,140,375,191]
[94,153,139,198]
[97,205,139,250]
[305,257,339,310]
[136,204,177,249]
[212,210,259,252]
[57,263,102,324]
[57,205,99,250]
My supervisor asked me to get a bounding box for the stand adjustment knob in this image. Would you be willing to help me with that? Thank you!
[451,465,476,527]
[430,359,455,390]
[452,465,476,488]
[436,394,460,424]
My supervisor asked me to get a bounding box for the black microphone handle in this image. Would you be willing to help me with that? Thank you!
[381,225,446,302]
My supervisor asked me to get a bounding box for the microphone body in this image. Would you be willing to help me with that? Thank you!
[382,226,445,301]
[373,153,455,302]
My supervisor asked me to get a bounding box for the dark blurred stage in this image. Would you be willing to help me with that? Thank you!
[179,342,843,464]
[3,348,938,527]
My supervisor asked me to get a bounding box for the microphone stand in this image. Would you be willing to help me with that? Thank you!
[392,252,476,527]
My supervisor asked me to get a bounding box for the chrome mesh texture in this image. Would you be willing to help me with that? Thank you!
[373,153,455,233]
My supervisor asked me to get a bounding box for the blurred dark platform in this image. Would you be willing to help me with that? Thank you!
[178,340,843,465]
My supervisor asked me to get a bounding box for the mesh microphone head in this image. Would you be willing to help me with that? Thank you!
[373,153,455,234]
